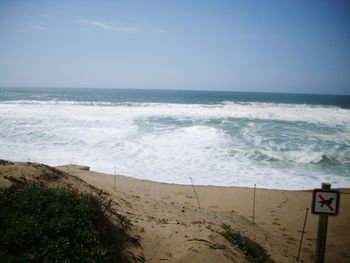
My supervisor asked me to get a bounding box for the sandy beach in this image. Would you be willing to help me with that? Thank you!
[1,162,349,262]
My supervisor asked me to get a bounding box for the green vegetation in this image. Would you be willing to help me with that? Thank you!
[0,185,131,262]
[222,224,274,263]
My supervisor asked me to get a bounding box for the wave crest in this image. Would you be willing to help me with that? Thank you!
[1,100,350,127]
[250,150,344,165]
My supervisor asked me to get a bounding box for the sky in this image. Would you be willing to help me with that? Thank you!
[0,0,349,95]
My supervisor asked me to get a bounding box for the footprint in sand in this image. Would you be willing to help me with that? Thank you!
[187,247,199,253]
[272,217,281,226]
[159,252,173,261]
[302,247,312,253]
[287,239,295,244]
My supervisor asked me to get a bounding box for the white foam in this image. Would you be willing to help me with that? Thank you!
[2,100,350,126]
[1,101,350,189]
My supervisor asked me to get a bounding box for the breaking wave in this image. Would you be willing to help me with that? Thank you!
[1,98,349,190]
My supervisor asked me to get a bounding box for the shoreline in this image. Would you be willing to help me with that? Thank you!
[74,165,350,192]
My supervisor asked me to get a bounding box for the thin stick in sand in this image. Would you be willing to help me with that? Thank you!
[114,166,116,191]
[190,177,201,209]
[253,183,256,223]
[296,207,309,262]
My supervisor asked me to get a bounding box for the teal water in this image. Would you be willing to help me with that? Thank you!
[0,87,349,189]
[1,87,350,108]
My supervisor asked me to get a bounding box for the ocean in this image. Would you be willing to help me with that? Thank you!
[1,87,349,189]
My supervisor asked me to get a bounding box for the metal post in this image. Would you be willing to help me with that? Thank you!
[315,183,331,263]
[297,207,309,262]
[253,184,256,223]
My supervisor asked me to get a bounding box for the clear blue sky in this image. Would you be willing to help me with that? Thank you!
[0,0,349,95]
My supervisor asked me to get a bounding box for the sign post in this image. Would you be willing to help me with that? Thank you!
[311,183,340,263]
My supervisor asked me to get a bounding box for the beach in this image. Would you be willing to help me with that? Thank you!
[57,164,349,262]
[1,161,349,262]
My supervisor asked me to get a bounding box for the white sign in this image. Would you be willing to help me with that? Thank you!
[312,189,340,216]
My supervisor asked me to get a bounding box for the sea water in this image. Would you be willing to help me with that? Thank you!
[1,87,349,189]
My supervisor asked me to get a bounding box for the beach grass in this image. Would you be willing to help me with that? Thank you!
[222,224,274,263]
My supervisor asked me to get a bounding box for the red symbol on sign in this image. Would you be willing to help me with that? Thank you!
[318,194,334,211]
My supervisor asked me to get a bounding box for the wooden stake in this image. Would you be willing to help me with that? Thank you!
[253,184,256,223]
[114,166,116,191]
[297,207,309,262]
[190,177,201,209]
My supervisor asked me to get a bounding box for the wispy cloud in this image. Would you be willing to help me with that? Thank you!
[155,28,167,34]
[31,25,46,31]
[81,20,137,33]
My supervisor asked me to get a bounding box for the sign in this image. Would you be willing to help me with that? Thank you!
[313,183,340,263]
[312,189,340,216]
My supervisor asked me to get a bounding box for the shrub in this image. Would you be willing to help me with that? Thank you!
[222,224,274,263]
[0,185,129,262]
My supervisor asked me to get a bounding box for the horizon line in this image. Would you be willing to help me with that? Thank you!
[0,86,349,97]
